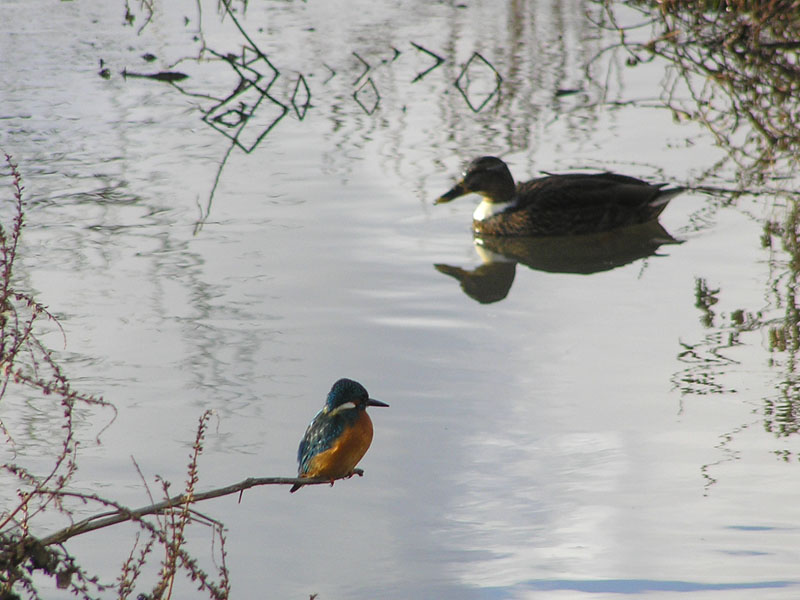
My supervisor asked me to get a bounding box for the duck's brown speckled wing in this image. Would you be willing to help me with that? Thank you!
[475,173,680,237]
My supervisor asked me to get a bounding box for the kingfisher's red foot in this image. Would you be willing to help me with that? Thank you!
[344,469,364,480]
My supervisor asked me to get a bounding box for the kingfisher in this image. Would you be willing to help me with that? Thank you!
[290,378,389,493]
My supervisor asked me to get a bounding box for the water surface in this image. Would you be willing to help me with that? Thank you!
[2,1,799,598]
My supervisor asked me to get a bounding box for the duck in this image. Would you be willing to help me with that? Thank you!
[435,156,684,237]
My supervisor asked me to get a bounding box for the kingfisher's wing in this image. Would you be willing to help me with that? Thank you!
[297,410,346,475]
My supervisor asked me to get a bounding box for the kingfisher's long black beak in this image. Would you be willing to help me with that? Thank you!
[434,181,467,205]
[367,398,389,408]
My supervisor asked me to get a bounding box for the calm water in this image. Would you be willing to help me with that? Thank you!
[2,1,800,599]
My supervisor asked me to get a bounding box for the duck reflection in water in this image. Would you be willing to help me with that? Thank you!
[435,221,681,303]
[434,156,685,303]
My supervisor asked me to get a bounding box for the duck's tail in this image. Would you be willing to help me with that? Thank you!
[652,186,685,207]
[646,186,685,222]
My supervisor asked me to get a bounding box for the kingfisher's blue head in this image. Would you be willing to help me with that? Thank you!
[324,378,389,412]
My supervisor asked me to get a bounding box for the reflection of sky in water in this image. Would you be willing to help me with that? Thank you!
[444,430,624,586]
[2,0,800,598]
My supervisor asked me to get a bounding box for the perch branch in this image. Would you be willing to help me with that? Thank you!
[37,469,364,547]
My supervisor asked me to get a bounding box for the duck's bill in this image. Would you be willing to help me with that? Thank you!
[367,398,390,408]
[434,181,466,204]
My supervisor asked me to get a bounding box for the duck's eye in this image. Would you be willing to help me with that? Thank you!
[464,172,481,186]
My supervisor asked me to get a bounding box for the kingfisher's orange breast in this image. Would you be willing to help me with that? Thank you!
[304,410,374,479]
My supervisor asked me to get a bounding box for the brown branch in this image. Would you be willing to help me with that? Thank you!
[36,469,364,547]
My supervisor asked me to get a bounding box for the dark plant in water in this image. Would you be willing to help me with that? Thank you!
[597,0,800,181]
[0,154,106,596]
[591,3,800,484]
[0,155,230,599]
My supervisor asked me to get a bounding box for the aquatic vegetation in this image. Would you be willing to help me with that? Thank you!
[0,157,233,599]
[599,0,800,180]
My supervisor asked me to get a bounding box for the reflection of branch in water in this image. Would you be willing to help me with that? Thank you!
[202,76,288,152]
[197,42,288,152]
[672,280,743,425]
[455,52,503,113]
[194,139,236,235]
[410,42,445,83]
[125,2,517,222]
[122,69,189,82]
[352,51,371,85]
[694,277,719,328]
[190,4,289,228]
[674,280,765,494]
[677,209,800,483]
[595,1,800,180]
[291,74,311,120]
[181,6,453,223]
[124,0,155,35]
[193,4,289,152]
[322,62,336,84]
[354,78,380,115]
[766,385,800,440]
[700,420,757,496]
[673,334,739,399]
[763,202,800,451]
[675,279,764,399]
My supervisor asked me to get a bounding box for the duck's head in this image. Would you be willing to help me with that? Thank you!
[325,378,389,415]
[435,156,516,205]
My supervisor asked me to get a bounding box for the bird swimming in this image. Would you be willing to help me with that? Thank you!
[291,378,389,493]
[435,156,684,237]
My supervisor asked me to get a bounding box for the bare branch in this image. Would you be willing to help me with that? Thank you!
[37,469,365,547]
